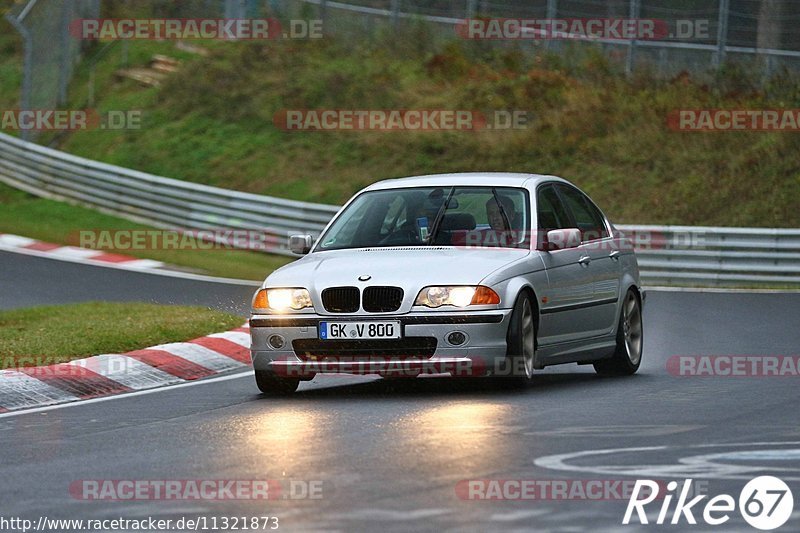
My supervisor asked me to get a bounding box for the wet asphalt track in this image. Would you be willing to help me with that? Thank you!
[1,251,799,532]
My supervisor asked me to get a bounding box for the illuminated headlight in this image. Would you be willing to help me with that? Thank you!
[414,285,500,308]
[252,288,313,311]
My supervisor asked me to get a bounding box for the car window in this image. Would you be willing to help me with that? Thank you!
[536,185,571,232]
[317,186,529,250]
[556,185,609,241]
[432,187,529,248]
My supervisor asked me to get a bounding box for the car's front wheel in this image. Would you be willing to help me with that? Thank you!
[254,370,299,395]
[594,288,643,376]
[505,292,536,381]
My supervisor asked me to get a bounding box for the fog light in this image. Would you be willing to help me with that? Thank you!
[447,331,467,346]
[268,334,285,349]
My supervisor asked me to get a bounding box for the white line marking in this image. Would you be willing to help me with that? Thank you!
[489,510,551,522]
[534,442,800,480]
[644,286,800,294]
[0,371,252,419]
[324,509,451,521]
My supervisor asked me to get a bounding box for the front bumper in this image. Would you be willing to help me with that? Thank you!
[249,310,512,378]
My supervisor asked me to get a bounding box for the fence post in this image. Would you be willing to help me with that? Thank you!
[58,0,73,106]
[546,0,557,49]
[4,13,32,142]
[625,0,640,76]
[714,0,729,67]
[320,0,327,25]
[466,0,477,19]
[390,0,399,29]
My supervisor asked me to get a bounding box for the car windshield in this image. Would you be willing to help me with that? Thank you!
[316,186,530,251]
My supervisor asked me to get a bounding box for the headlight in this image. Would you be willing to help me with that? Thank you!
[414,285,500,308]
[252,288,313,311]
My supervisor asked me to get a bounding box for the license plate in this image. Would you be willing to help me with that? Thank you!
[319,321,401,340]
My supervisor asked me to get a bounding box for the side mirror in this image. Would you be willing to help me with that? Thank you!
[288,234,313,255]
[542,228,582,251]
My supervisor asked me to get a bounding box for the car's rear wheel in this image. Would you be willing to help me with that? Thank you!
[254,370,299,395]
[505,292,536,381]
[594,289,643,376]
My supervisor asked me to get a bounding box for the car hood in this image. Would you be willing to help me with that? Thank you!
[265,246,530,293]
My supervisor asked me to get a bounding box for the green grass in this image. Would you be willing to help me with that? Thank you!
[0,301,243,367]
[0,182,292,280]
[2,14,799,238]
[47,34,800,228]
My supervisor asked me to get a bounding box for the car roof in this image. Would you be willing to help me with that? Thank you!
[363,172,571,191]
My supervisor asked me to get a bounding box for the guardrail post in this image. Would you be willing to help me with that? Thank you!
[714,0,730,67]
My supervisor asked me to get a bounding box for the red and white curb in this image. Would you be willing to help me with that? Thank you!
[0,233,165,271]
[0,325,252,412]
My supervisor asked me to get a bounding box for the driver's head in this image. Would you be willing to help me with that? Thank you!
[486,196,516,231]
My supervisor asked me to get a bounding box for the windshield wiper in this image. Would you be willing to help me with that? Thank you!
[425,187,455,245]
[491,187,512,231]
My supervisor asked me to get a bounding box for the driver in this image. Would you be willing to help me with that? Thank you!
[477,195,518,247]
[486,195,515,232]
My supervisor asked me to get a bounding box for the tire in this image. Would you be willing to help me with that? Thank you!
[504,292,536,382]
[254,370,299,395]
[594,289,643,376]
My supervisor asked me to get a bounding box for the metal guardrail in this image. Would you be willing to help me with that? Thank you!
[0,132,338,256]
[1,131,798,287]
[615,225,800,287]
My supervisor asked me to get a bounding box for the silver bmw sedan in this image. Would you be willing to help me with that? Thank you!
[249,173,644,394]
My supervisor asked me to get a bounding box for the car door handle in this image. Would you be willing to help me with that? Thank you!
[578,255,591,265]
[609,250,620,261]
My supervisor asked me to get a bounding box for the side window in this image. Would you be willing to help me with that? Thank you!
[556,185,609,241]
[536,185,570,232]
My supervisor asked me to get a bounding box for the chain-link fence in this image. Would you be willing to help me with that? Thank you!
[3,0,259,141]
[4,0,100,140]
[4,0,799,143]
[273,0,800,79]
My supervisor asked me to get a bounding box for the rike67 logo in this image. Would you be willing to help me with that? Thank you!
[624,476,794,530]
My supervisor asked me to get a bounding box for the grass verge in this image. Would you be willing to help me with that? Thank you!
[0,301,244,368]
[49,32,800,228]
[0,181,292,281]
